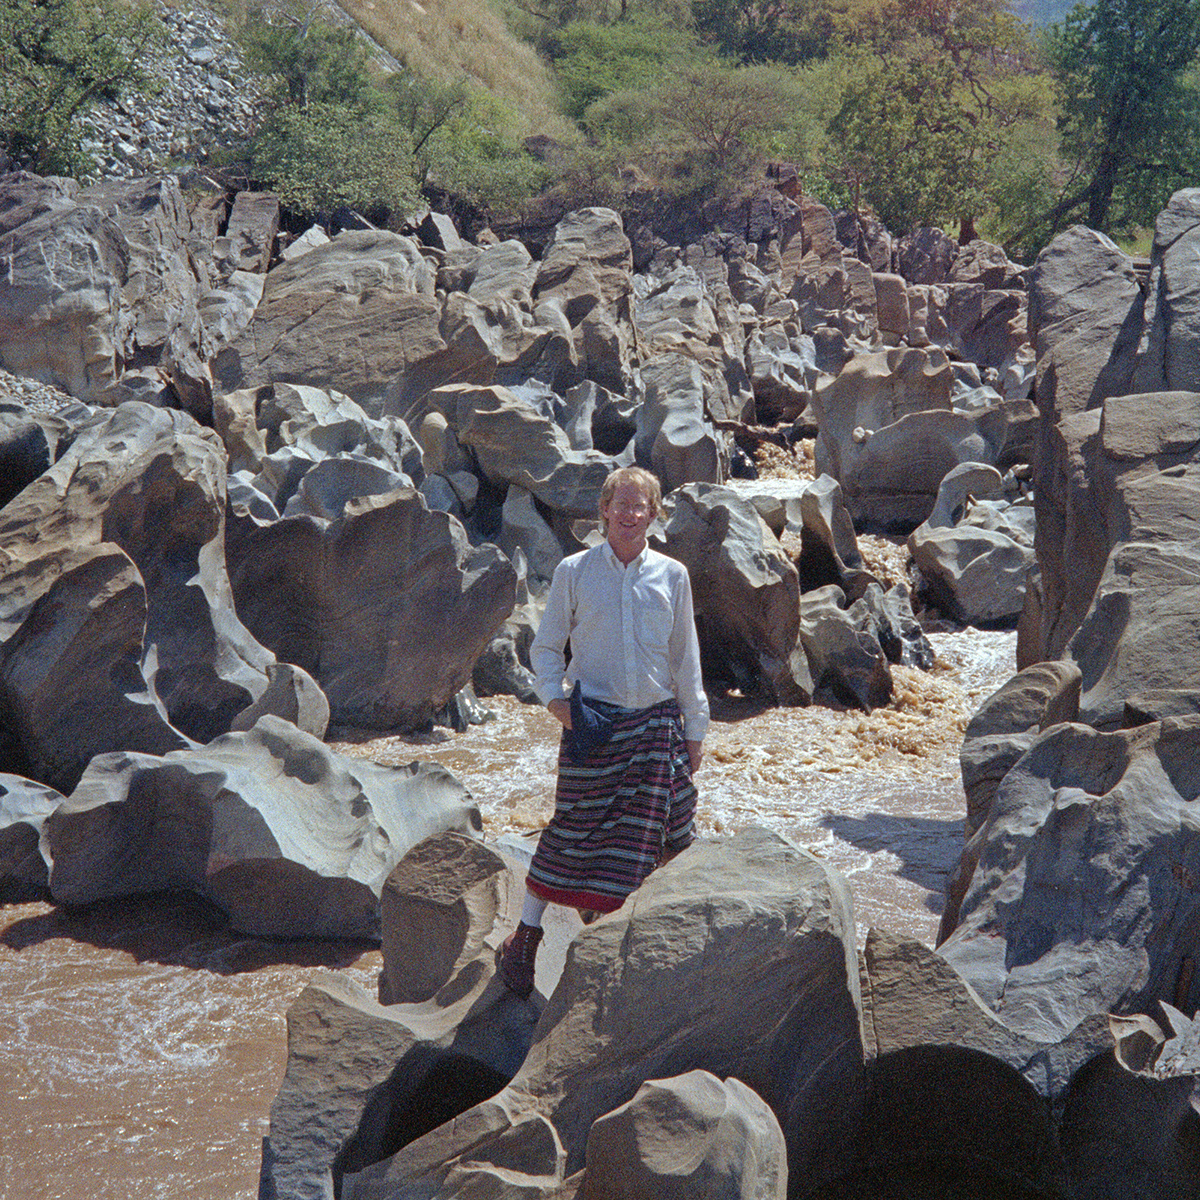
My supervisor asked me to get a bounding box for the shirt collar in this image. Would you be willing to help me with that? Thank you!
[601,539,649,571]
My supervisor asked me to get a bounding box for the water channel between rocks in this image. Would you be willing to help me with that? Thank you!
[0,628,1016,1200]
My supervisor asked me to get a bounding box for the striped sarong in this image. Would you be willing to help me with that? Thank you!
[526,697,696,913]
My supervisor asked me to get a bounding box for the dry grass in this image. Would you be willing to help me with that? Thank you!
[335,0,569,137]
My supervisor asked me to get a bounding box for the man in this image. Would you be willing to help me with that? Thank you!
[499,465,709,998]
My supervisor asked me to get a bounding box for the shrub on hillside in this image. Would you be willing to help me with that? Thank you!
[0,0,161,177]
[249,102,420,219]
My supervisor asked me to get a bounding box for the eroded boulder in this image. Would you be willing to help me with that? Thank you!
[0,773,65,900]
[578,1071,787,1200]
[227,487,516,730]
[940,716,1200,1042]
[659,484,811,704]
[343,828,864,1199]
[47,715,482,938]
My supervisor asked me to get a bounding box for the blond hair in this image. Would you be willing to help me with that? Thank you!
[598,466,664,530]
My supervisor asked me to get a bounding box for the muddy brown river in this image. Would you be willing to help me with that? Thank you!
[0,629,1016,1200]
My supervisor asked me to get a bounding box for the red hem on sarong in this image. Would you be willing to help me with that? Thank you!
[524,878,624,913]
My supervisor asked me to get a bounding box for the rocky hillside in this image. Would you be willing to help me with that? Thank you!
[80,1,264,181]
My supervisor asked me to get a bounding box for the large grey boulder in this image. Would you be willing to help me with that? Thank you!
[533,208,637,396]
[0,173,128,401]
[577,1072,787,1200]
[379,831,509,1006]
[343,828,864,1199]
[938,660,1081,947]
[907,463,1036,626]
[47,715,481,938]
[1027,226,1143,423]
[636,353,723,492]
[743,326,813,425]
[1025,226,1144,662]
[261,963,539,1200]
[213,230,486,417]
[863,930,1110,1101]
[812,347,1014,528]
[658,484,812,704]
[422,383,626,519]
[1061,390,1200,729]
[1057,1007,1200,1200]
[77,176,215,415]
[226,487,516,730]
[799,585,892,712]
[895,226,958,285]
[0,543,190,792]
[0,403,281,784]
[1132,188,1200,393]
[940,715,1200,1042]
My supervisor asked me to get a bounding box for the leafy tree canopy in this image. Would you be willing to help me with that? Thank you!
[691,0,831,64]
[1042,0,1200,232]
[248,101,420,219]
[0,0,161,177]
[240,14,380,113]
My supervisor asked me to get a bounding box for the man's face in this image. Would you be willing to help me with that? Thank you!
[602,479,653,554]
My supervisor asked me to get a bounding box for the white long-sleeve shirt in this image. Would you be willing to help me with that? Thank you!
[530,541,710,743]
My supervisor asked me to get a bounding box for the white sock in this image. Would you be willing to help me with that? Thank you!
[521,893,548,928]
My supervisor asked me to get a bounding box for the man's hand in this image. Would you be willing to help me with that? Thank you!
[686,739,703,774]
[548,698,572,729]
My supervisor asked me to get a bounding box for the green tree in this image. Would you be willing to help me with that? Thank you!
[691,0,829,63]
[817,0,1050,238]
[240,14,377,110]
[241,13,420,222]
[0,0,160,177]
[248,101,419,218]
[1042,0,1200,231]
[829,50,993,232]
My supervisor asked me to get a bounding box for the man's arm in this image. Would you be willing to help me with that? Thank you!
[530,560,574,727]
[668,568,710,756]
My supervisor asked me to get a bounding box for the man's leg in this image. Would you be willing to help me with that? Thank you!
[499,890,548,998]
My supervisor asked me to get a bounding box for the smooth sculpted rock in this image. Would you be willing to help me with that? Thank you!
[812,347,1015,529]
[1132,188,1200,394]
[940,716,1200,1042]
[262,964,538,1200]
[0,174,128,400]
[227,487,516,730]
[658,484,812,704]
[907,464,1036,627]
[1025,227,1145,663]
[577,1072,787,1200]
[47,715,482,938]
[379,831,508,1005]
[422,383,626,519]
[863,930,1109,1102]
[533,208,637,395]
[799,585,893,712]
[76,176,216,415]
[1056,1006,1200,1200]
[342,828,864,1199]
[0,774,65,900]
[1057,390,1200,729]
[0,403,287,785]
[0,544,190,792]
[213,230,488,416]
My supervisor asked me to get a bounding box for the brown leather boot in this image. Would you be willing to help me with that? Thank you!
[499,921,543,999]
